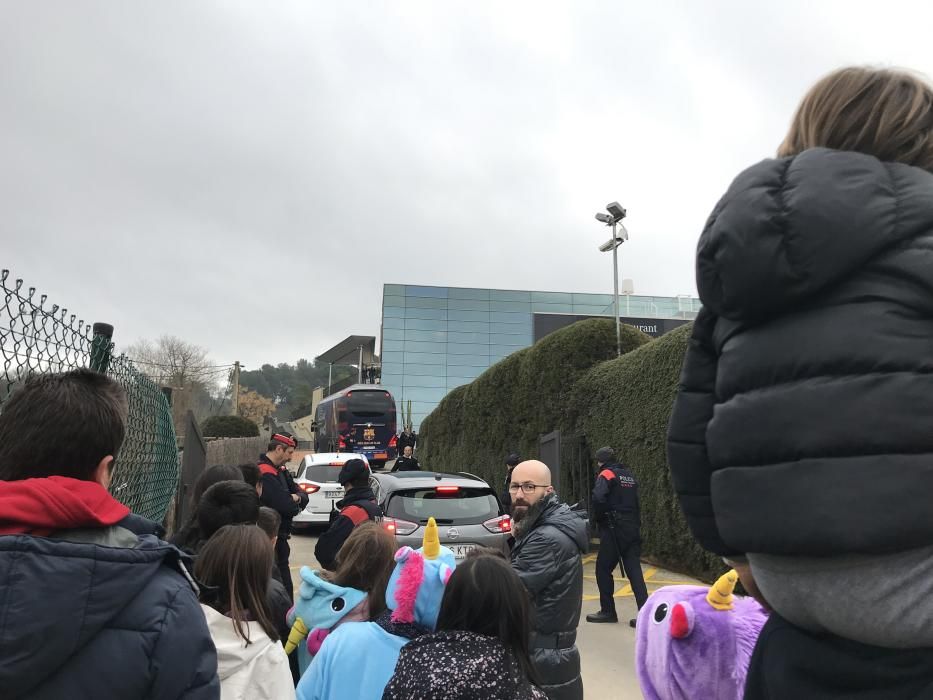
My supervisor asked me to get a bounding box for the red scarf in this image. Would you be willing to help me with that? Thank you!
[0,476,130,536]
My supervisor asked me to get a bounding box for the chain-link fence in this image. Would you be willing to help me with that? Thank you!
[0,269,180,522]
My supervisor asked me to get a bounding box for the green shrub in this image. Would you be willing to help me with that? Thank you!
[570,323,725,581]
[201,415,260,438]
[419,319,649,497]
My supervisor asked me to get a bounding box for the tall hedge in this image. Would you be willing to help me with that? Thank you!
[570,323,725,581]
[418,319,650,491]
[201,414,260,438]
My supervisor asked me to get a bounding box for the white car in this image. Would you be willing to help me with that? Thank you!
[292,452,371,527]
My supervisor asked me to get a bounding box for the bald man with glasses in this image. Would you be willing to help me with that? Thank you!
[509,460,588,700]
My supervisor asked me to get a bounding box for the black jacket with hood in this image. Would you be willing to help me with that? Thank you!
[510,492,588,700]
[0,490,218,700]
[667,147,933,557]
[313,486,382,570]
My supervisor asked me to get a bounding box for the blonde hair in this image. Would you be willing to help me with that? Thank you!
[779,66,933,171]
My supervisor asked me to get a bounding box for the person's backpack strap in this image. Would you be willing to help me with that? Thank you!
[341,505,371,526]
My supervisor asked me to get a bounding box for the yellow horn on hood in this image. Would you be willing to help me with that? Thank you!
[423,517,440,560]
[706,569,738,611]
[284,617,309,655]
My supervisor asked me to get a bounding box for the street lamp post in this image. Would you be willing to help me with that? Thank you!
[595,202,628,357]
[611,219,621,356]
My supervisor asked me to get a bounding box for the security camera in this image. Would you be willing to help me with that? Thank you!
[594,212,612,224]
[606,202,627,220]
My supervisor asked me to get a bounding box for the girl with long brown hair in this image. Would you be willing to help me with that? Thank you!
[196,524,295,700]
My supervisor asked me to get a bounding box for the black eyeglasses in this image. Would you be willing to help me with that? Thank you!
[508,482,550,494]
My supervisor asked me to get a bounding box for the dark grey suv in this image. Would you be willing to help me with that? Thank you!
[369,471,511,560]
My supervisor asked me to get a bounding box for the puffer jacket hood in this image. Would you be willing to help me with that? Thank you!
[541,496,589,554]
[697,147,933,322]
[668,147,933,557]
[0,507,218,699]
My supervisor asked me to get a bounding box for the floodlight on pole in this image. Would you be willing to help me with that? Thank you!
[594,202,629,356]
[598,238,621,253]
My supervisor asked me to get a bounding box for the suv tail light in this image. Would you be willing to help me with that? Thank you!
[435,486,459,495]
[298,483,320,495]
[382,517,418,537]
[483,514,512,534]
[389,435,398,448]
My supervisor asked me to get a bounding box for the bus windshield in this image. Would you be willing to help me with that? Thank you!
[347,390,393,418]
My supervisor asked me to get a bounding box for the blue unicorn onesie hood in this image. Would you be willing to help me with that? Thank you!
[296,518,455,700]
[285,569,368,675]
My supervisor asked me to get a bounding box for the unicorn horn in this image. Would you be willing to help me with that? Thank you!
[706,569,738,611]
[284,617,309,655]
[423,516,440,560]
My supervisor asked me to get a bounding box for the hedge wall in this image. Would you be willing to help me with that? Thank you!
[201,415,260,438]
[418,318,650,492]
[570,323,725,581]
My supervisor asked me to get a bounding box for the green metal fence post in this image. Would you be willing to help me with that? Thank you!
[90,322,114,373]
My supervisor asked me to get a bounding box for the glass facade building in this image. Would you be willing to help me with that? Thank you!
[380,284,701,430]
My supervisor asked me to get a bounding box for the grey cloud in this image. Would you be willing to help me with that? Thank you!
[2,1,930,369]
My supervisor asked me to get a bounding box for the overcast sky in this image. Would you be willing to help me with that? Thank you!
[3,1,932,370]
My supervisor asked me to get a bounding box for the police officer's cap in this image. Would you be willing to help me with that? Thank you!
[505,453,521,467]
[338,458,369,485]
[595,446,615,463]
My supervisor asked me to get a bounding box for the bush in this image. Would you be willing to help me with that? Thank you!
[569,323,725,582]
[200,415,260,438]
[419,319,650,497]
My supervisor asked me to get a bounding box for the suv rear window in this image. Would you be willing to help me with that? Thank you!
[386,488,500,525]
[300,464,344,483]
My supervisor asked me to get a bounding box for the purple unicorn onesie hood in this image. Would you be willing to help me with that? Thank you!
[636,569,768,700]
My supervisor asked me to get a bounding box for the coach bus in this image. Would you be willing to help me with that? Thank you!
[314,384,398,469]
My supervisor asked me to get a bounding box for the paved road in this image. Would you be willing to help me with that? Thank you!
[287,528,699,699]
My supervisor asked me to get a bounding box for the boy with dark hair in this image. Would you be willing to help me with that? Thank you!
[257,505,282,543]
[238,462,263,497]
[0,369,219,699]
[196,480,261,543]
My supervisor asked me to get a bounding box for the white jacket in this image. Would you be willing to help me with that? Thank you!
[202,604,296,700]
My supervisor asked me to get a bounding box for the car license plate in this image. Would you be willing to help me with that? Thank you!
[325,490,343,499]
[452,544,476,560]
[374,452,387,459]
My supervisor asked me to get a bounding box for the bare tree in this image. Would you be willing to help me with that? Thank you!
[125,335,216,388]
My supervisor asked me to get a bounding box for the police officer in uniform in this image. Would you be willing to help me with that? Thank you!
[586,446,649,627]
[314,459,383,570]
[258,432,308,599]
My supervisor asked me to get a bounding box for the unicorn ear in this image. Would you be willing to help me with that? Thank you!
[437,563,453,585]
[395,546,414,563]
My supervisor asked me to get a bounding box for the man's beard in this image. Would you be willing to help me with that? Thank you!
[512,502,530,522]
